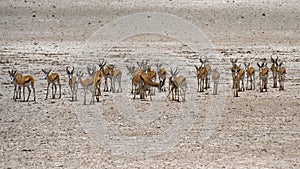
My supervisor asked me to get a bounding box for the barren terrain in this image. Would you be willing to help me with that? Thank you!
[0,0,299,168]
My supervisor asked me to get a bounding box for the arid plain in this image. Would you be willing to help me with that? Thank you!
[0,0,299,168]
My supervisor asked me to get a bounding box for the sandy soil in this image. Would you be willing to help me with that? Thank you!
[0,0,299,168]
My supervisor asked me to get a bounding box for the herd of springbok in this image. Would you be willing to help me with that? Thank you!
[7,55,286,104]
[231,55,286,97]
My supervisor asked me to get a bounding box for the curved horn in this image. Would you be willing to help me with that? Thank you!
[257,62,261,68]
[199,58,203,63]
[271,55,274,61]
[99,59,106,66]
[170,68,174,76]
[194,65,199,71]
[136,61,141,67]
[66,66,70,73]
[87,67,92,76]
[174,67,179,75]
[145,59,149,65]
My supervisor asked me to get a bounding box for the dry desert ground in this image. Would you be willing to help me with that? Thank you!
[0,0,299,168]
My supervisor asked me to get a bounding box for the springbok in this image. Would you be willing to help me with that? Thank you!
[101,60,112,92]
[8,69,21,100]
[126,65,139,94]
[136,59,148,71]
[107,64,122,93]
[132,70,143,99]
[9,69,36,102]
[236,65,245,92]
[232,67,240,97]
[129,63,162,100]
[271,55,279,88]
[96,60,106,97]
[244,62,255,90]
[131,69,148,99]
[230,58,239,89]
[42,69,61,100]
[129,60,154,97]
[195,63,208,92]
[212,68,220,95]
[200,56,211,88]
[87,63,106,101]
[146,65,157,95]
[257,61,269,92]
[155,63,167,92]
[77,70,96,105]
[230,58,245,91]
[278,61,286,91]
[167,68,187,102]
[66,66,79,101]
[139,71,162,100]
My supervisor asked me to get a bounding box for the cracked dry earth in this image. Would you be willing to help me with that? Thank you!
[0,0,299,168]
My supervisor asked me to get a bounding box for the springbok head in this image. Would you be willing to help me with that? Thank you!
[155,63,162,70]
[199,56,207,66]
[136,59,149,71]
[98,59,106,71]
[87,65,96,77]
[66,66,75,79]
[8,69,17,83]
[244,62,250,71]
[76,70,83,79]
[42,69,52,80]
[257,62,267,72]
[230,58,238,67]
[126,65,135,76]
[170,67,179,79]
[271,55,279,65]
